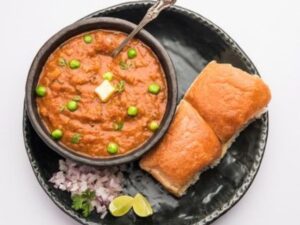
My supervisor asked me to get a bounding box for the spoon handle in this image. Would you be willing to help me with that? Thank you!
[111,0,176,58]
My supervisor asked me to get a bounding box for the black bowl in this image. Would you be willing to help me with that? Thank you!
[25,17,178,166]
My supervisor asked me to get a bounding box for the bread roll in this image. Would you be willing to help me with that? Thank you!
[185,61,271,143]
[140,61,271,197]
[140,100,222,197]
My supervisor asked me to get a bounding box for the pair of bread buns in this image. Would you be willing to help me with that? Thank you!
[140,61,271,197]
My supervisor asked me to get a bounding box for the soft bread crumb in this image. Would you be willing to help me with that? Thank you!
[221,107,268,155]
[178,108,268,197]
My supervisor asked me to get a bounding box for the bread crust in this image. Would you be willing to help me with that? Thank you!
[140,100,222,197]
[140,61,271,197]
[185,61,271,143]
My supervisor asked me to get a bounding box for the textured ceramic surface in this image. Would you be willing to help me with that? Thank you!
[23,1,269,225]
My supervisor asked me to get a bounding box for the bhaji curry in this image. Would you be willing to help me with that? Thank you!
[36,30,167,157]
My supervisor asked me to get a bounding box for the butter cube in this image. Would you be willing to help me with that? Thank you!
[95,80,115,102]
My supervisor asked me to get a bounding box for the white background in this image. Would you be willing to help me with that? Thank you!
[0,0,299,224]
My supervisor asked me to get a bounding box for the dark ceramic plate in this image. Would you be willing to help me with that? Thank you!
[23,1,269,225]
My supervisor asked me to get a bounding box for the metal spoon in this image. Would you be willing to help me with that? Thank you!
[111,0,177,58]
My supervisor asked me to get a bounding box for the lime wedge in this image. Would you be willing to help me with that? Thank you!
[132,193,153,217]
[109,195,134,217]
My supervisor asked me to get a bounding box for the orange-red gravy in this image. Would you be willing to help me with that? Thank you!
[36,30,167,157]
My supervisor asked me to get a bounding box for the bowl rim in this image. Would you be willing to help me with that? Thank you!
[25,17,178,166]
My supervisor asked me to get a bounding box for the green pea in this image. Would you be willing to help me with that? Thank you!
[69,59,81,69]
[107,142,119,154]
[148,83,161,95]
[67,100,78,112]
[103,72,114,81]
[127,48,137,59]
[51,129,63,140]
[127,106,138,117]
[83,34,93,44]
[35,85,47,97]
[148,121,160,132]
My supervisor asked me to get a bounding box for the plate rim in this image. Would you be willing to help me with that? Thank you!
[23,1,269,225]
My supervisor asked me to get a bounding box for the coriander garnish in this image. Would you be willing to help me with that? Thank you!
[113,121,124,131]
[72,95,81,102]
[71,133,81,144]
[119,61,129,70]
[115,80,125,93]
[58,57,67,67]
[71,189,95,217]
[59,105,66,112]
